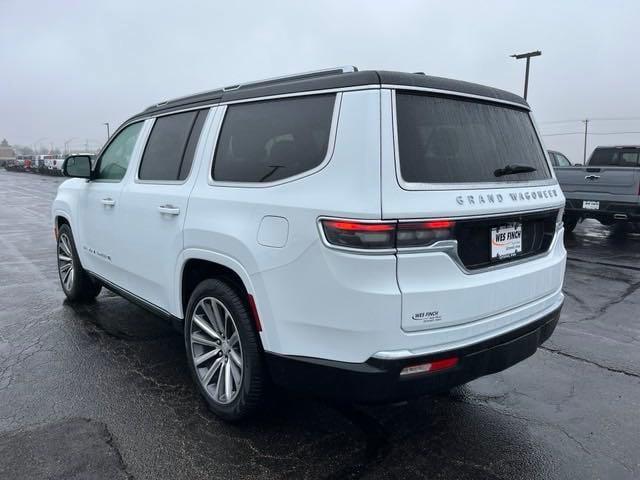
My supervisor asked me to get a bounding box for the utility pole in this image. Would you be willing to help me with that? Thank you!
[582,119,589,164]
[510,50,542,100]
[103,122,110,141]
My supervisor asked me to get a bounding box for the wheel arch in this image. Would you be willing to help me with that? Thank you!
[177,250,268,349]
[177,249,257,317]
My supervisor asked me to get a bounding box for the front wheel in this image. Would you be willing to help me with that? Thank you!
[184,279,266,421]
[57,224,101,302]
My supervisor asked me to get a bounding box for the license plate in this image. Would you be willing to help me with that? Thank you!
[583,200,599,210]
[491,223,522,260]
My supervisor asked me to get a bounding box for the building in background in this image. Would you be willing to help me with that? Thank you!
[0,139,16,167]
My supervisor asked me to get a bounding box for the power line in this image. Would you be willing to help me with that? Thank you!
[542,131,640,137]
[539,116,640,125]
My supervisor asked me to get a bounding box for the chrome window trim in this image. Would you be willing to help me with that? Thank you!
[128,85,379,125]
[389,89,558,191]
[206,93,343,188]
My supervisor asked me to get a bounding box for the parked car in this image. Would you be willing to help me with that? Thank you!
[48,157,65,176]
[555,145,640,232]
[548,150,572,167]
[52,67,567,421]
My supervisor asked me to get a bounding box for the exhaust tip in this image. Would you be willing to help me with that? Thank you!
[613,214,628,220]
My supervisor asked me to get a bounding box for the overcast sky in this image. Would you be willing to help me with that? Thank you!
[2,0,639,161]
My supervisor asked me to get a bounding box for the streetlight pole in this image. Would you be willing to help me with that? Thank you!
[103,122,110,141]
[510,50,542,100]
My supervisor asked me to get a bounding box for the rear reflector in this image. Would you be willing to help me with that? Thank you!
[247,294,262,332]
[400,357,458,376]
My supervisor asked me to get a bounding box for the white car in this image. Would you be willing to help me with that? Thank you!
[52,67,567,421]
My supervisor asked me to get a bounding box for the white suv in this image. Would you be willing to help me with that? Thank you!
[52,67,567,420]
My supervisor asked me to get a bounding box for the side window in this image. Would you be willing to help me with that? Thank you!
[212,94,336,183]
[620,151,639,167]
[557,153,571,167]
[138,109,207,181]
[548,152,558,166]
[95,122,143,181]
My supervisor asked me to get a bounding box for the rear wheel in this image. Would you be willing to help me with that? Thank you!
[57,224,101,302]
[563,215,579,233]
[184,279,266,421]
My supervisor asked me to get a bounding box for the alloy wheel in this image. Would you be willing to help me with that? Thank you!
[58,233,75,292]
[190,297,244,404]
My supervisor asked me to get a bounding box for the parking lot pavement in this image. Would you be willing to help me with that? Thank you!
[0,169,638,480]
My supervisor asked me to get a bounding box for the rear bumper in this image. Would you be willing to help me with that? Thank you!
[565,198,640,220]
[265,303,561,403]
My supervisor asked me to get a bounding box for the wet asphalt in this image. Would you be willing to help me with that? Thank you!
[0,169,638,480]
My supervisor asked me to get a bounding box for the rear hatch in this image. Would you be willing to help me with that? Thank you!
[383,91,564,332]
[557,147,640,198]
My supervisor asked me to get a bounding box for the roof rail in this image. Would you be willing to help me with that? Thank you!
[148,66,358,110]
[222,66,358,91]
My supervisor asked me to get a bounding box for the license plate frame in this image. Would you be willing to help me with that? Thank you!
[583,200,600,210]
[491,223,523,261]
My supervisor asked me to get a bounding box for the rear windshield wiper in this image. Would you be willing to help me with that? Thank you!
[494,164,537,177]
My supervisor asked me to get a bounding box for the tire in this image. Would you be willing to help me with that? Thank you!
[563,216,578,233]
[57,224,102,302]
[184,279,266,421]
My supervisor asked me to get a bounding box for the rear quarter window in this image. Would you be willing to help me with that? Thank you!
[212,94,336,183]
[396,93,551,184]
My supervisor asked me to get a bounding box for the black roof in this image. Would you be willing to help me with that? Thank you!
[129,68,528,122]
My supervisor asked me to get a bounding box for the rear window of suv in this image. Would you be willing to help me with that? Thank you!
[396,93,551,184]
[212,94,336,183]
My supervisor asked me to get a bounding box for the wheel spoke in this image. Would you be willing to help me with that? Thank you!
[214,368,223,401]
[191,332,219,348]
[194,348,220,366]
[224,360,232,400]
[202,300,224,335]
[201,357,223,385]
[229,349,242,368]
[229,359,241,388]
[228,331,239,347]
[62,267,72,288]
[59,262,72,274]
[58,254,72,263]
[60,235,72,256]
[67,269,74,290]
[193,314,221,342]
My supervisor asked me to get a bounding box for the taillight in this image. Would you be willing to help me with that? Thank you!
[320,219,455,250]
[396,220,455,248]
[321,220,396,249]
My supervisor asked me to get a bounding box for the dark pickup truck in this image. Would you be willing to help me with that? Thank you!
[555,146,640,232]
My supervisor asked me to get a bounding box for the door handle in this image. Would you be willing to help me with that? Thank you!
[584,175,600,181]
[157,204,180,215]
[101,197,116,206]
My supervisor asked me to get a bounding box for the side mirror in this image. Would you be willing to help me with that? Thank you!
[63,155,92,178]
